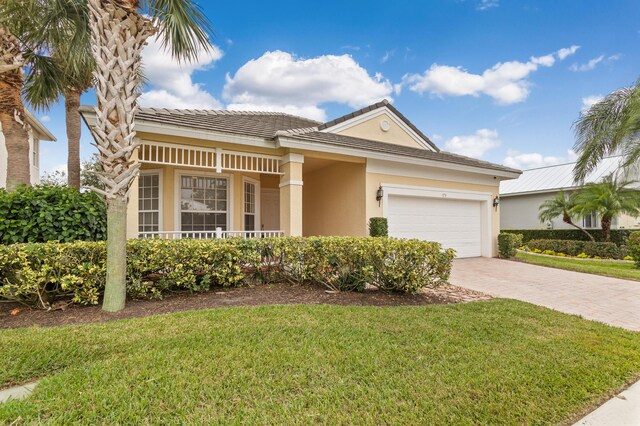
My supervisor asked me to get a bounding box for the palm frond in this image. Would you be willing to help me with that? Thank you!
[22,50,65,110]
[143,0,213,62]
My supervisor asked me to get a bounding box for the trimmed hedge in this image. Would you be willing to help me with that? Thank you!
[0,185,106,244]
[501,229,631,246]
[498,233,523,259]
[526,239,627,259]
[0,237,455,309]
[368,217,388,237]
[628,232,640,268]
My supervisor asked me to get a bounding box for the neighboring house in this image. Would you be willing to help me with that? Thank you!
[0,111,56,187]
[500,156,640,230]
[80,100,520,258]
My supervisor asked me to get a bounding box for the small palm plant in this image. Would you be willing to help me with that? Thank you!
[538,191,595,241]
[87,0,212,312]
[571,174,640,242]
[573,81,640,182]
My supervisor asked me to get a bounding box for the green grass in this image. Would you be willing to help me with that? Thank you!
[516,252,640,281]
[2,300,640,424]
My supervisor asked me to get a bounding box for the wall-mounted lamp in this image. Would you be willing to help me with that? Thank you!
[376,186,383,206]
[493,196,500,208]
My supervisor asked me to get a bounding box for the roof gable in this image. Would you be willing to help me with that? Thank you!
[317,100,439,152]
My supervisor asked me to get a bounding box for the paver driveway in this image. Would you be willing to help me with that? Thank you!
[451,258,640,331]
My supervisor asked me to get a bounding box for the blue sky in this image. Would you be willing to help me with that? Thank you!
[37,0,640,174]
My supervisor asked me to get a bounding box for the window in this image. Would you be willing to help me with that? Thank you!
[180,176,228,232]
[583,213,598,229]
[32,140,38,167]
[139,173,160,233]
[244,181,256,231]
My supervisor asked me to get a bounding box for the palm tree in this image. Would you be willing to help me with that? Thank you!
[1,0,93,190]
[573,81,640,182]
[571,174,640,242]
[538,191,595,241]
[87,0,212,312]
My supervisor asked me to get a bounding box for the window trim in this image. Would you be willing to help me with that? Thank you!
[242,176,261,231]
[138,169,163,233]
[583,212,598,229]
[174,169,234,232]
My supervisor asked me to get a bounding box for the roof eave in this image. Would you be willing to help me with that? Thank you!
[25,110,56,141]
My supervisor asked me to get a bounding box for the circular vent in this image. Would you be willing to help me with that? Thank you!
[380,119,391,132]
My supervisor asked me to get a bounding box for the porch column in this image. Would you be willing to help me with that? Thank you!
[126,144,140,239]
[279,153,304,236]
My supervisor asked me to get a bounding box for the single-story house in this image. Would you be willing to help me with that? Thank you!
[0,110,56,188]
[80,100,520,258]
[500,156,640,230]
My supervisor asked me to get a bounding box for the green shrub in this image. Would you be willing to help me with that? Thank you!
[0,185,106,244]
[627,232,640,268]
[498,233,522,258]
[368,217,389,237]
[0,237,455,309]
[501,229,630,246]
[527,239,626,259]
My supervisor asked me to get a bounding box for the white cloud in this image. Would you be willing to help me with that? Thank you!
[223,50,394,121]
[503,149,578,169]
[477,0,499,10]
[381,50,395,63]
[581,95,603,111]
[557,45,580,60]
[139,35,224,109]
[402,46,578,104]
[570,54,620,72]
[444,129,500,158]
[40,115,50,122]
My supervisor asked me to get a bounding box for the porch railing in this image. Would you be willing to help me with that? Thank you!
[138,228,284,240]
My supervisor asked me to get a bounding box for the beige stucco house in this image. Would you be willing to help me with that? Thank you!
[0,111,56,188]
[80,100,520,258]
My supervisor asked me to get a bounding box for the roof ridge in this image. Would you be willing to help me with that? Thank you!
[136,106,322,122]
[274,126,319,137]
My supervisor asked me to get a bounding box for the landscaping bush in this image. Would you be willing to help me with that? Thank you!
[0,185,106,244]
[526,239,626,259]
[498,233,523,258]
[0,237,455,309]
[368,217,388,237]
[501,229,631,246]
[627,232,640,268]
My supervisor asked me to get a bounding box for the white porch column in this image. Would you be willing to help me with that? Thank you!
[279,153,304,236]
[126,144,140,239]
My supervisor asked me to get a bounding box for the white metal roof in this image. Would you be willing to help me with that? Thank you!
[500,156,635,196]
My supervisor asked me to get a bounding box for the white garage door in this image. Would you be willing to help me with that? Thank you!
[387,195,483,258]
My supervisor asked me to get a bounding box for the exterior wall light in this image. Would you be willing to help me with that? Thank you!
[376,186,383,206]
[493,196,500,208]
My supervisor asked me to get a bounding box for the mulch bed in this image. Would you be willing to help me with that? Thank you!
[0,283,491,329]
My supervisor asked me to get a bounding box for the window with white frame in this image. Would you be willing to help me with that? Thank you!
[244,181,256,231]
[180,176,228,231]
[583,213,598,229]
[138,173,160,233]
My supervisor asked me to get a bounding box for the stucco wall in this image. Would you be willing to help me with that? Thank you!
[336,112,425,149]
[303,161,367,236]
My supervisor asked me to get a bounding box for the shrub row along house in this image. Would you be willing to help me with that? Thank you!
[80,100,520,258]
[0,111,56,188]
[500,156,640,231]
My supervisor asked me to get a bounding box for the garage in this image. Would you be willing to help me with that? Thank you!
[386,192,487,258]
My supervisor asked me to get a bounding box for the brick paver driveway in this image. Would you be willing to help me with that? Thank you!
[451,258,640,331]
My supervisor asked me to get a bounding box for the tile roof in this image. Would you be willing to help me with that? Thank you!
[317,99,439,152]
[500,156,636,195]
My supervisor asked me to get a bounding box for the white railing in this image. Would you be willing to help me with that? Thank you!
[139,141,283,175]
[138,228,284,240]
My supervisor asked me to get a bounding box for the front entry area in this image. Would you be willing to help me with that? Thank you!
[383,185,492,258]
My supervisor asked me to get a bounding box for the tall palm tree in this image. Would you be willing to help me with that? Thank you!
[0,0,92,190]
[571,174,640,242]
[538,191,595,241]
[87,0,212,312]
[573,80,640,182]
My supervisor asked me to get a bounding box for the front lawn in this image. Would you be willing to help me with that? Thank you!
[2,300,640,424]
[516,251,640,281]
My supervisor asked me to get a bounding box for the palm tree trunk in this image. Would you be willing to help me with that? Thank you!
[562,215,596,242]
[601,216,612,242]
[0,24,31,191]
[87,0,153,312]
[65,88,82,189]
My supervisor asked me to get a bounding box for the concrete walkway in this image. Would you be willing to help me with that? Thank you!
[451,258,640,331]
[0,381,38,403]
[573,379,640,426]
